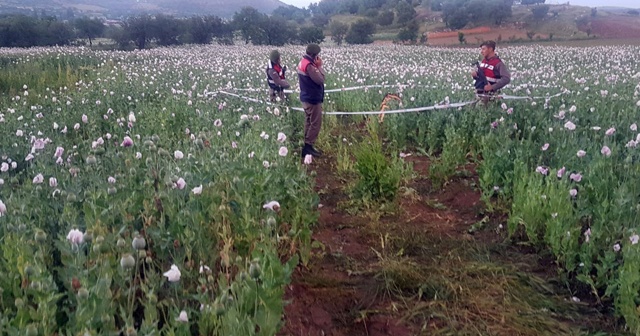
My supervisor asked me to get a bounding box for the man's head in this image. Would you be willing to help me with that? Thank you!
[269,50,281,64]
[480,40,497,58]
[306,43,321,58]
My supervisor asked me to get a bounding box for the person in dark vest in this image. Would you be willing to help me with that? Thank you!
[297,43,325,158]
[266,50,290,103]
[471,41,511,98]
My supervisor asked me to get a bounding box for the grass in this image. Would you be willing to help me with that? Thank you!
[370,230,627,335]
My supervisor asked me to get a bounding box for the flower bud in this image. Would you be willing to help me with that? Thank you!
[215,302,226,316]
[266,217,276,227]
[66,193,77,202]
[124,327,137,336]
[132,236,146,250]
[86,155,97,165]
[143,140,154,147]
[95,235,104,244]
[120,254,135,269]
[34,229,47,243]
[107,187,117,195]
[29,281,41,291]
[151,135,160,143]
[25,324,38,336]
[249,260,261,280]
[83,230,93,243]
[116,238,126,248]
[24,265,36,276]
[18,223,26,231]
[101,314,112,325]
[77,288,89,300]
[148,293,157,305]
[15,298,24,308]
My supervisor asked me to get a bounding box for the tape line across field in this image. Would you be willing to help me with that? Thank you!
[213,85,568,116]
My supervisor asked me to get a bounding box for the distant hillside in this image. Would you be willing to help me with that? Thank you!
[0,0,287,18]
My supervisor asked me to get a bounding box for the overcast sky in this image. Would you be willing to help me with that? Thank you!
[279,0,638,8]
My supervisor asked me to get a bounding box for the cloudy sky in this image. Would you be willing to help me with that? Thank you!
[280,0,638,8]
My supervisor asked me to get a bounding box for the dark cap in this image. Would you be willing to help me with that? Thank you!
[306,43,321,57]
[480,40,497,50]
[269,50,280,63]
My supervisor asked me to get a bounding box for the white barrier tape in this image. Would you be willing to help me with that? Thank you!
[224,84,428,95]
[217,91,278,106]
[224,84,567,97]
[216,89,568,116]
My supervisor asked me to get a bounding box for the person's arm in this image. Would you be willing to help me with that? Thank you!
[306,63,325,86]
[490,62,511,91]
[267,69,290,89]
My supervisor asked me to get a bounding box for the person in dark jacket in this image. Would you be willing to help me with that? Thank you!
[266,50,290,102]
[471,41,511,96]
[297,43,325,158]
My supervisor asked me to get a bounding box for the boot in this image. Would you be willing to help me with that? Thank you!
[302,144,321,158]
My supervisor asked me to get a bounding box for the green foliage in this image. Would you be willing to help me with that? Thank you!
[353,125,403,203]
[329,20,349,45]
[428,125,469,189]
[74,17,105,46]
[532,5,550,22]
[458,31,466,44]
[298,26,325,44]
[396,20,419,43]
[345,19,376,45]
[396,0,417,25]
[0,15,74,48]
[378,10,395,26]
[441,0,513,29]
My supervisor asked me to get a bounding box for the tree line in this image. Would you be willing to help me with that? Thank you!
[0,0,428,48]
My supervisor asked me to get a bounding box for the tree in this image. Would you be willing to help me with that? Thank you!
[378,10,395,26]
[345,19,375,44]
[257,17,296,46]
[43,20,74,46]
[487,0,512,25]
[396,0,417,24]
[396,20,419,43]
[531,5,549,22]
[457,31,466,44]
[442,0,469,29]
[124,15,153,49]
[232,7,267,44]
[521,0,545,5]
[310,14,330,27]
[151,15,183,46]
[526,31,535,40]
[74,17,104,46]
[329,20,349,45]
[186,16,213,44]
[298,26,325,44]
[591,7,597,17]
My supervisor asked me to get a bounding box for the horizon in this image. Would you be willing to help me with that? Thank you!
[279,0,639,9]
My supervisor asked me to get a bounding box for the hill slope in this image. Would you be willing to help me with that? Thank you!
[0,0,286,18]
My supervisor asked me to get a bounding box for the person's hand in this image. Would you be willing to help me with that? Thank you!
[471,70,477,77]
[315,56,323,67]
[484,84,493,91]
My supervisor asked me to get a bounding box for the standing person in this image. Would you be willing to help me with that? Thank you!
[297,43,325,158]
[471,41,511,97]
[266,50,290,103]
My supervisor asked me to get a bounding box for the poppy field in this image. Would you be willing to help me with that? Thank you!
[1,44,640,334]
